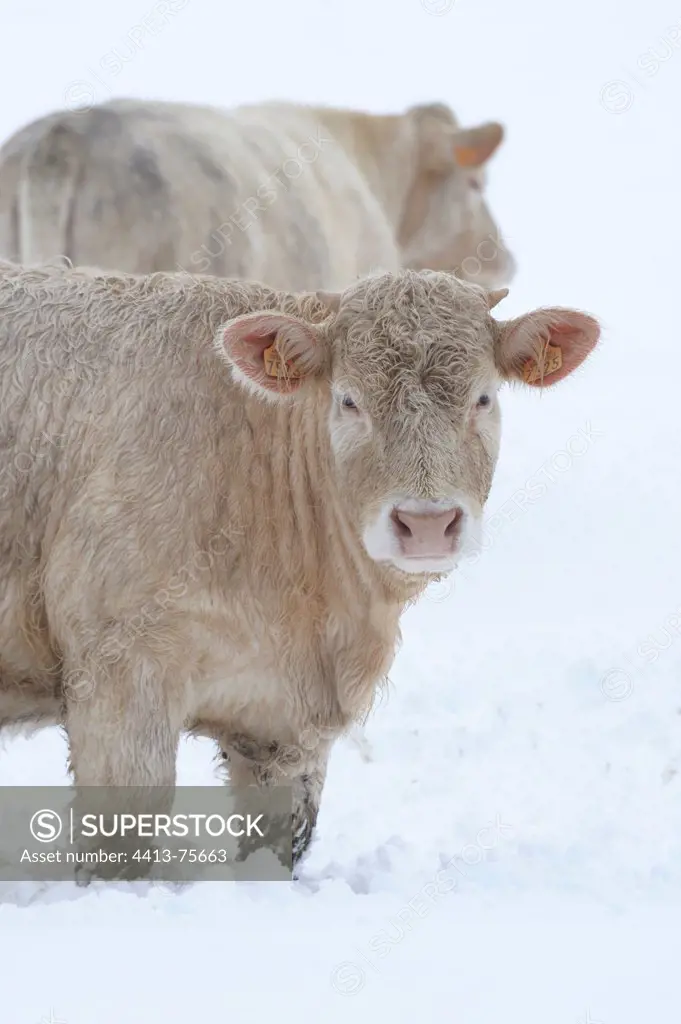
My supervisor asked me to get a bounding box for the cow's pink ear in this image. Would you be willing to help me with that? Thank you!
[217,312,324,397]
[453,122,504,168]
[495,307,600,387]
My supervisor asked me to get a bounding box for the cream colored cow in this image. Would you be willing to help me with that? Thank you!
[0,261,597,866]
[0,99,514,291]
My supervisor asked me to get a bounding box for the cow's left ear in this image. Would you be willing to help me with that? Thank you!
[495,307,600,387]
[217,312,325,398]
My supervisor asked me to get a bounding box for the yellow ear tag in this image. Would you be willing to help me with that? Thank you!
[453,145,482,168]
[522,343,563,384]
[263,343,304,380]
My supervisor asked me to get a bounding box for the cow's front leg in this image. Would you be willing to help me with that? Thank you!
[63,653,181,883]
[220,734,331,874]
[290,762,327,868]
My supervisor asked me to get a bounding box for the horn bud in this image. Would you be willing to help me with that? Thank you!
[487,287,509,309]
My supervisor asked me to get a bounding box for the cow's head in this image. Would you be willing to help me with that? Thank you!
[218,272,599,578]
[398,103,515,289]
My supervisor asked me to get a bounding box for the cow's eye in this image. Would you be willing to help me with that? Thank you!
[477,394,491,408]
[341,395,358,411]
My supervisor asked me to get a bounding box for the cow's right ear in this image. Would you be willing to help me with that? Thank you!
[452,122,504,169]
[413,110,505,174]
[217,312,325,398]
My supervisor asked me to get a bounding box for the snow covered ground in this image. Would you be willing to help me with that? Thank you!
[2,0,681,1020]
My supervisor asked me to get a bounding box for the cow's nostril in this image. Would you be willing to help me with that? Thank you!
[444,508,463,537]
[392,509,413,538]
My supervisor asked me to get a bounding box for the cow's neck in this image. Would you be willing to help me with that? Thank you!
[310,107,418,233]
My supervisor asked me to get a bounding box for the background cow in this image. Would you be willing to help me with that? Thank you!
[0,99,515,291]
[0,261,597,870]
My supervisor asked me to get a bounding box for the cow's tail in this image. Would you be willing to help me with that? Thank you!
[15,121,84,266]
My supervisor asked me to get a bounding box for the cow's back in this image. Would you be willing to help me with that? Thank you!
[0,100,398,290]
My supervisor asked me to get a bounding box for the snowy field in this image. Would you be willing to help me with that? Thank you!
[2,0,681,1020]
